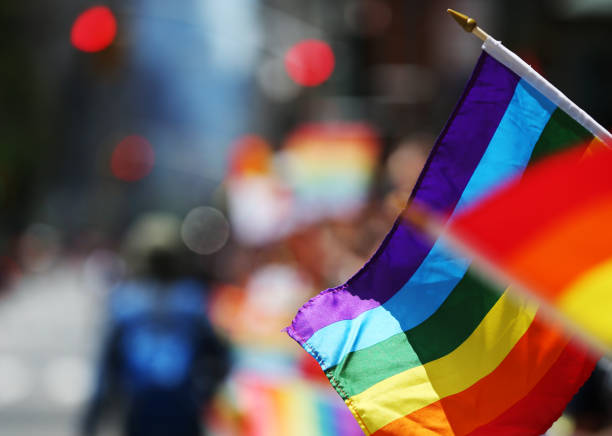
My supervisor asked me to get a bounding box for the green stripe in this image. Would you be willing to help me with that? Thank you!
[529,108,593,162]
[326,270,500,398]
[326,106,595,399]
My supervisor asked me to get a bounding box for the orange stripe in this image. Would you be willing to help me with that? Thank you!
[505,196,612,301]
[371,401,454,436]
[582,137,608,157]
[372,314,569,436]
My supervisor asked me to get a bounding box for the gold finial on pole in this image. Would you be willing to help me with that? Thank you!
[447,9,489,42]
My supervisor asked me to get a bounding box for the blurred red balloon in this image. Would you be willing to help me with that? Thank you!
[71,6,117,53]
[284,40,335,87]
[110,136,155,182]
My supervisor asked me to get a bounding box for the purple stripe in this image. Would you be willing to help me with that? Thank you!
[287,53,520,344]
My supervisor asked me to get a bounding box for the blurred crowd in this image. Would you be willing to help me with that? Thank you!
[1,0,612,435]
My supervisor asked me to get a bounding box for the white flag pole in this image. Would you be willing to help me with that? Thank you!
[447,9,612,144]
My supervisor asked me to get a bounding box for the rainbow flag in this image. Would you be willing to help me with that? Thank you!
[234,375,364,436]
[286,36,610,435]
[447,144,612,352]
[280,122,380,223]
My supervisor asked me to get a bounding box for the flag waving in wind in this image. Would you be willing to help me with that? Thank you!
[286,32,611,436]
[447,143,612,354]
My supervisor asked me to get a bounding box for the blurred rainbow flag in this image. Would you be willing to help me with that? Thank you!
[233,374,364,436]
[286,36,611,435]
[279,122,380,223]
[225,126,380,245]
[447,143,612,352]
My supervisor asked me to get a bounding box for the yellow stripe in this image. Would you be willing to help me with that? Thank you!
[286,382,317,436]
[272,385,290,436]
[349,290,537,434]
[558,256,612,349]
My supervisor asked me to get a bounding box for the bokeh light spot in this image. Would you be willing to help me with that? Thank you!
[284,40,335,87]
[181,207,230,255]
[71,6,117,53]
[110,135,155,182]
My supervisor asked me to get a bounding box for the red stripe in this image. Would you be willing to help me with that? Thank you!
[504,198,612,300]
[450,144,612,264]
[468,340,596,436]
[372,315,572,436]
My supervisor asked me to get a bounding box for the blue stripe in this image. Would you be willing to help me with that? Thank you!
[307,80,556,370]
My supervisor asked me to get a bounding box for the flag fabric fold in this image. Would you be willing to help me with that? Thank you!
[286,36,607,436]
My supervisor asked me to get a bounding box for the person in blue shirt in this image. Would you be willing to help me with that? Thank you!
[82,244,230,436]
